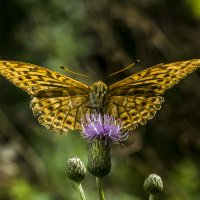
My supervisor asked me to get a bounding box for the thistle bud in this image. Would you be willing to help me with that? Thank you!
[87,138,111,178]
[144,174,163,194]
[66,157,86,183]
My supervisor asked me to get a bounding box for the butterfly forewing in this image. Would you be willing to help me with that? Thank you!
[0,60,91,134]
[106,59,200,130]
[0,61,88,95]
[108,59,200,95]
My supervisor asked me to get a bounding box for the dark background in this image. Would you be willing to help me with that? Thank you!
[0,0,200,199]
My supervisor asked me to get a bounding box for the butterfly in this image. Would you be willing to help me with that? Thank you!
[0,59,199,134]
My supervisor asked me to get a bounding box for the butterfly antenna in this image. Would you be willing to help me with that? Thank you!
[106,59,140,78]
[60,66,90,78]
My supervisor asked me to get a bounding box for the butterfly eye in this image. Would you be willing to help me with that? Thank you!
[94,86,97,93]
[103,85,107,92]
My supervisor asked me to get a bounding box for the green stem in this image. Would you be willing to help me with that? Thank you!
[149,194,157,200]
[96,177,105,200]
[77,182,86,200]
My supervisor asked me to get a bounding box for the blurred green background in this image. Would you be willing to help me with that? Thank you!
[0,0,200,199]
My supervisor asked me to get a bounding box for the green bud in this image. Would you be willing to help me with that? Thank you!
[144,174,163,194]
[66,157,86,183]
[87,138,111,178]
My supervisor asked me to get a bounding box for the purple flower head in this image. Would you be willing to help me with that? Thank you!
[81,114,128,142]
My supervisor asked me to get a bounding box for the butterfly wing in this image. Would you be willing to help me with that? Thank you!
[0,60,91,133]
[106,59,200,130]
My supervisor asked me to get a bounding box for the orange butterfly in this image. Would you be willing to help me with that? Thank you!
[0,59,199,134]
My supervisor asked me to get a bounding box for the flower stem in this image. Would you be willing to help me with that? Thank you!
[149,194,157,200]
[96,177,105,200]
[77,182,86,200]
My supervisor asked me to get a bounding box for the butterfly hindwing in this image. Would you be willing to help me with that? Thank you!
[106,95,164,130]
[30,95,91,133]
[106,59,200,130]
[0,60,91,134]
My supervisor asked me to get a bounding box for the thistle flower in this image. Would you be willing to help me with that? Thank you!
[81,114,128,142]
[81,114,128,178]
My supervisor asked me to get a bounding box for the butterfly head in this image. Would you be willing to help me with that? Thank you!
[90,81,107,96]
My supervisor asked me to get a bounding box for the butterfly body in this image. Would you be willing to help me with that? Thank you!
[89,81,107,113]
[0,59,200,134]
